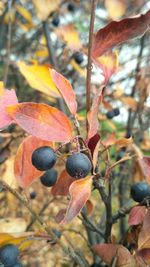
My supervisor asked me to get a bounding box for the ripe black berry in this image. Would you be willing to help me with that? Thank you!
[113,108,120,116]
[0,244,19,266]
[130,182,150,203]
[30,191,37,199]
[66,153,92,179]
[73,52,83,64]
[67,3,76,12]
[52,15,60,27]
[106,110,115,119]
[32,146,57,171]
[40,169,57,187]
[12,262,24,267]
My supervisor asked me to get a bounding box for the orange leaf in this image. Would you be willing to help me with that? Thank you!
[87,87,105,139]
[93,51,119,84]
[62,177,92,223]
[18,61,60,98]
[6,103,73,142]
[55,24,82,51]
[93,244,136,267]
[138,208,150,250]
[120,96,138,110]
[14,135,54,188]
[128,206,147,226]
[105,0,126,20]
[51,169,75,196]
[0,89,18,129]
[50,69,77,115]
[92,10,150,58]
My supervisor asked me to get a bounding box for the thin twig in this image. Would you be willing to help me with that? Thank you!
[86,0,97,129]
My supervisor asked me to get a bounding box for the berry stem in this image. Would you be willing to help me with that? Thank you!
[86,0,97,131]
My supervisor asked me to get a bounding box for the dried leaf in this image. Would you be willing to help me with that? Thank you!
[18,61,60,98]
[138,156,150,184]
[115,137,133,149]
[120,96,138,110]
[138,208,150,250]
[62,177,92,223]
[128,206,147,226]
[6,103,73,142]
[92,10,150,58]
[50,69,77,115]
[93,243,136,267]
[14,135,53,188]
[51,169,75,196]
[137,249,150,265]
[0,89,18,130]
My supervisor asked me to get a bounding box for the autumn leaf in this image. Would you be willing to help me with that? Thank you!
[93,244,136,267]
[120,96,138,110]
[18,61,60,98]
[138,208,150,250]
[50,69,77,115]
[92,10,150,58]
[6,103,73,142]
[93,51,119,84]
[137,249,150,265]
[138,156,150,184]
[32,0,60,21]
[14,135,54,188]
[128,206,147,226]
[105,0,126,20]
[55,24,82,51]
[51,169,75,196]
[61,177,92,223]
[87,87,105,139]
[0,89,18,130]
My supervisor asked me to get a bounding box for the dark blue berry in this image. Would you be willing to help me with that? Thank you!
[52,15,60,27]
[66,153,92,179]
[30,191,37,199]
[73,52,83,64]
[40,169,57,187]
[67,3,76,12]
[32,146,57,171]
[113,108,120,116]
[106,110,115,119]
[0,244,19,266]
[131,182,150,203]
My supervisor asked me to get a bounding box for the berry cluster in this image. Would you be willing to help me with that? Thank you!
[106,108,120,119]
[0,244,23,267]
[130,182,150,203]
[32,146,92,181]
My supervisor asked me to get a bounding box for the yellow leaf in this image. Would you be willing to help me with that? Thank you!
[56,24,82,51]
[18,61,60,98]
[0,218,27,233]
[32,0,60,21]
[34,49,48,58]
[16,5,32,24]
[105,0,126,19]
[0,81,4,96]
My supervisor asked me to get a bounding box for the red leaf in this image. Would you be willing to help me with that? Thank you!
[87,87,105,139]
[62,177,92,223]
[128,206,147,226]
[93,244,135,266]
[14,135,54,188]
[137,249,150,265]
[88,133,100,156]
[6,102,73,142]
[92,10,150,58]
[0,89,18,129]
[138,156,150,184]
[138,208,150,250]
[55,209,67,223]
[50,69,77,115]
[51,169,75,196]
